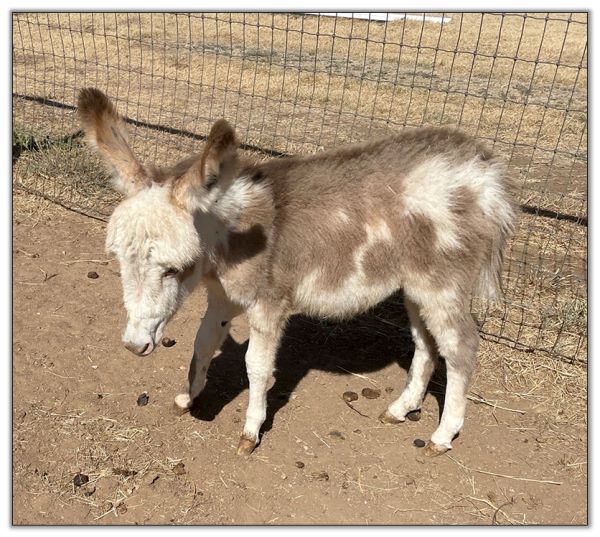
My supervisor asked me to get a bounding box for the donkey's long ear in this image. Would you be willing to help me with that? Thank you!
[200,119,239,187]
[172,119,238,210]
[77,88,148,196]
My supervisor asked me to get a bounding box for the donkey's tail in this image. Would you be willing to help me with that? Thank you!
[474,171,519,301]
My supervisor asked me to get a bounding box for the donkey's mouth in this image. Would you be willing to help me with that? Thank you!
[124,341,155,356]
[140,342,154,356]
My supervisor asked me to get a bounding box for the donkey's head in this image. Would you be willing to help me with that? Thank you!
[77,88,238,356]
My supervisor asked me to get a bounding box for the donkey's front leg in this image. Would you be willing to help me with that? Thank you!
[237,305,285,455]
[174,278,242,411]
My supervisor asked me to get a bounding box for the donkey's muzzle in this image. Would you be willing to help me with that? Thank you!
[124,341,152,356]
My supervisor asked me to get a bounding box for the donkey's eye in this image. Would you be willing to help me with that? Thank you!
[164,267,179,276]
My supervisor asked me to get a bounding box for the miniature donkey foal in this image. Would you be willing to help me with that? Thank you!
[78,88,518,457]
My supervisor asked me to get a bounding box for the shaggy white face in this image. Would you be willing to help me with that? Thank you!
[106,185,202,356]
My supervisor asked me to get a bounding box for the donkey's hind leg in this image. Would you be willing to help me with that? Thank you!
[379,296,438,424]
[417,291,479,456]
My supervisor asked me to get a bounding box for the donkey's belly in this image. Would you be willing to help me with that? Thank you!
[293,268,401,318]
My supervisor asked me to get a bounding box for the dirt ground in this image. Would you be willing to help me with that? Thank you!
[12,192,587,525]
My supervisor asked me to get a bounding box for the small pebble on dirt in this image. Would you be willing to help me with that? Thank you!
[172,462,186,475]
[310,471,329,481]
[342,391,358,402]
[161,337,176,347]
[137,393,149,406]
[87,271,99,279]
[413,439,426,448]
[295,461,305,469]
[116,503,128,515]
[73,473,89,487]
[385,387,394,394]
[328,430,345,440]
[361,387,381,399]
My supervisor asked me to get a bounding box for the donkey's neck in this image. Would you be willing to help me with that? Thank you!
[193,174,273,271]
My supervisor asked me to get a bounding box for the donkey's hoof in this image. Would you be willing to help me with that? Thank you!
[423,441,449,457]
[237,435,257,456]
[174,393,192,408]
[173,394,192,416]
[406,409,422,422]
[378,410,404,425]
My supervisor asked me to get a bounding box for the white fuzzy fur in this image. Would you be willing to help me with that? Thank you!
[403,155,506,251]
[106,184,202,351]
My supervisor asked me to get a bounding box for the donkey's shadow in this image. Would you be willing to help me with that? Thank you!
[189,292,446,433]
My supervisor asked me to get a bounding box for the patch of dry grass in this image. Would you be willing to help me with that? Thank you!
[13,138,121,220]
[474,337,586,426]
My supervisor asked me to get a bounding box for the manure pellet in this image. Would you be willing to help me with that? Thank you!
[161,337,176,347]
[361,387,381,399]
[73,473,89,487]
[310,471,329,481]
[342,391,358,402]
[406,410,422,422]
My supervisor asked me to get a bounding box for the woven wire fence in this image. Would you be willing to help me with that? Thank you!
[12,12,587,363]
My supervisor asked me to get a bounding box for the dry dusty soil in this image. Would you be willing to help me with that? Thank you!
[13,194,587,525]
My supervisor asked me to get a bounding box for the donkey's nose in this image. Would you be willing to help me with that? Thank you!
[124,341,151,356]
